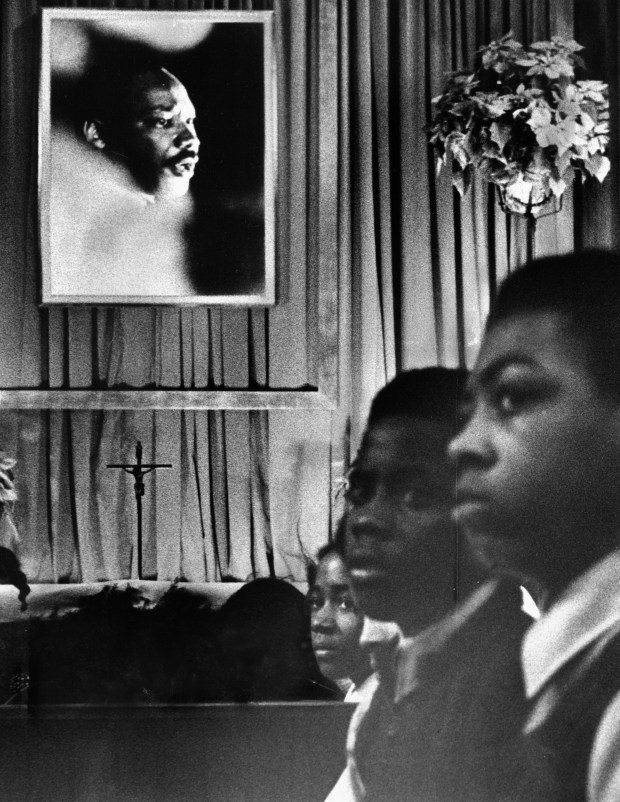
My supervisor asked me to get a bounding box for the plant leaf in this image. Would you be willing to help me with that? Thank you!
[489,122,512,151]
[452,165,472,197]
[556,150,572,176]
[544,66,562,80]
[548,175,566,198]
[530,41,555,51]
[506,175,534,203]
[553,38,584,52]
[587,154,611,182]
[528,106,553,129]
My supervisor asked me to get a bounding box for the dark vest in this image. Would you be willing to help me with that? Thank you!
[524,622,620,802]
[353,583,543,802]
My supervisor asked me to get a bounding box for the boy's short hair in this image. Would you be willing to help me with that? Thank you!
[366,367,468,435]
[487,249,620,400]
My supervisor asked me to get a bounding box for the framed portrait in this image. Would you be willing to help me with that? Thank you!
[39,9,276,306]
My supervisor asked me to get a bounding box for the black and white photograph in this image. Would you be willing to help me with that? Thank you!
[2,1,620,801]
[40,9,276,305]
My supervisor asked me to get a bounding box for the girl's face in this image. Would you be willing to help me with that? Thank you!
[308,552,365,683]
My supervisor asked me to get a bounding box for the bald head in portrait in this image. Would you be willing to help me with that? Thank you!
[82,66,200,201]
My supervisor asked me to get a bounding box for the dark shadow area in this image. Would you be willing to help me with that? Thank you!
[9,581,339,705]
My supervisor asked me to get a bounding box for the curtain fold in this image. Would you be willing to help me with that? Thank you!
[335,0,600,460]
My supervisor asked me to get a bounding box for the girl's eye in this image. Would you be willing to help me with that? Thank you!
[152,117,172,128]
[338,596,356,613]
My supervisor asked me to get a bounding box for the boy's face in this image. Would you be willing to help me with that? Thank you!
[450,310,620,593]
[344,415,456,629]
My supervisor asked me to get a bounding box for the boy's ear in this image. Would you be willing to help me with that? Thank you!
[83,119,107,150]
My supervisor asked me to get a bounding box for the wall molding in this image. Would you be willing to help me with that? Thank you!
[0,389,335,411]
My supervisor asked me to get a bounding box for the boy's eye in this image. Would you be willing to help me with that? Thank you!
[338,595,357,613]
[496,390,519,414]
[344,475,372,508]
[492,384,533,415]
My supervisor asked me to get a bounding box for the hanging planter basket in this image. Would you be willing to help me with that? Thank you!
[495,171,563,219]
[428,33,610,218]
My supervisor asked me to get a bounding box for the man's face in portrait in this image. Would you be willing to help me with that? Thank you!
[85,67,200,200]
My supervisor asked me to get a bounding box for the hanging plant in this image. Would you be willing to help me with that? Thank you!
[428,33,610,216]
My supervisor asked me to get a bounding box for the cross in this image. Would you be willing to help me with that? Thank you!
[107,441,172,580]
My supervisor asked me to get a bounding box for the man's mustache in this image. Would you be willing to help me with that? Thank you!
[165,150,199,167]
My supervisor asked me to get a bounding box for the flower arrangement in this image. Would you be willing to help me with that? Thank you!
[428,33,610,215]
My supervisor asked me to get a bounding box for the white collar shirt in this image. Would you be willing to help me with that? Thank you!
[521,548,620,802]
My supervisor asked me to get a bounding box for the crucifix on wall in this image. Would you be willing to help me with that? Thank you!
[107,441,172,580]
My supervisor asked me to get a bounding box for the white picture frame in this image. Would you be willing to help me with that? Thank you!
[39,9,276,306]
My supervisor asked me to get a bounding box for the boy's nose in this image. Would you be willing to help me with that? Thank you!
[447,407,494,469]
[348,489,396,542]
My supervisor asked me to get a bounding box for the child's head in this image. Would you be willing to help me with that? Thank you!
[450,250,620,601]
[0,547,30,612]
[307,537,370,686]
[344,368,469,634]
[217,577,335,702]
[487,250,620,400]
